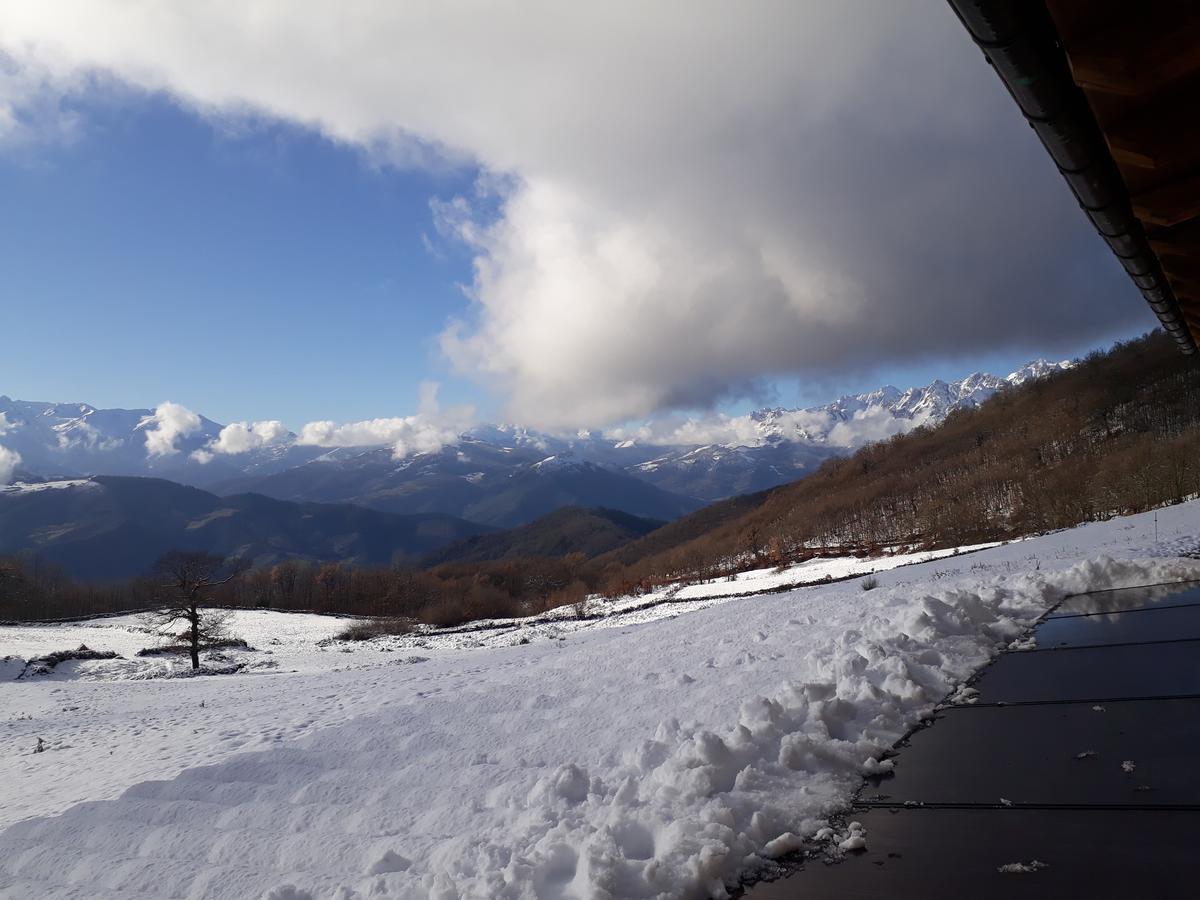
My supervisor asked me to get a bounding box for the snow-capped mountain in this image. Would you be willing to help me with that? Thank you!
[736,364,1059,447]
[0,396,322,486]
[1005,358,1075,385]
[615,360,1073,497]
[1,359,1074,511]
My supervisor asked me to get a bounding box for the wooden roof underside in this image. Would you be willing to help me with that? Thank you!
[1047,0,1200,345]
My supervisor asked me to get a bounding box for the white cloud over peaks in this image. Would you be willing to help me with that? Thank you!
[142,402,201,457]
[192,420,289,463]
[297,382,473,459]
[606,405,908,452]
[827,407,924,449]
[0,3,1146,428]
[0,412,12,436]
[607,414,780,450]
[0,444,20,483]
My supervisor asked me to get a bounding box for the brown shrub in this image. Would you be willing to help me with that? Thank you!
[335,618,414,641]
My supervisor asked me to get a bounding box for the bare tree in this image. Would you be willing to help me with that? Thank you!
[146,551,248,669]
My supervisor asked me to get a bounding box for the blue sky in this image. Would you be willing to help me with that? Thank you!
[1,92,484,425]
[0,5,1158,432]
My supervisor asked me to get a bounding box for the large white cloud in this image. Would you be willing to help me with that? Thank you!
[0,2,1145,428]
[141,401,201,457]
[606,404,921,452]
[827,407,924,449]
[193,419,288,463]
[297,382,473,459]
[607,408,833,450]
[0,444,20,483]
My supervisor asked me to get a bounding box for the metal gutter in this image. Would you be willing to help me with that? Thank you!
[947,0,1197,354]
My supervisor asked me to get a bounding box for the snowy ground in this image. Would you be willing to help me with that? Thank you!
[1,503,1198,899]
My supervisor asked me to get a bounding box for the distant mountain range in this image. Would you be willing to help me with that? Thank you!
[0,359,1072,525]
[211,445,704,527]
[0,476,493,580]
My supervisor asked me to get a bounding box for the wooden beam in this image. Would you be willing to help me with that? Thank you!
[1108,115,1200,172]
[1105,76,1200,172]
[1132,174,1200,227]
[1149,219,1200,261]
[1166,275,1200,299]
[1160,254,1200,281]
[1066,10,1200,97]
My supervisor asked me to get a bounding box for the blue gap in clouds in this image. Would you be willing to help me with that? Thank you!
[0,90,484,425]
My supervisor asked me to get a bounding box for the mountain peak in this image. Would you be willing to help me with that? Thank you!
[1006,358,1074,385]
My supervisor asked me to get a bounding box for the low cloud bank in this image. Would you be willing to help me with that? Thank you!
[0,444,20,483]
[192,420,289,463]
[606,405,926,451]
[297,382,473,459]
[141,402,201,458]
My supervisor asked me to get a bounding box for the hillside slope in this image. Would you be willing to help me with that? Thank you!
[595,488,773,569]
[422,506,664,567]
[604,331,1200,585]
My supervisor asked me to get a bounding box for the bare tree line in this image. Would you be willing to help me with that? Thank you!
[0,550,602,624]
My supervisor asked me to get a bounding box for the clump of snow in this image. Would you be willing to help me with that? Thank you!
[861,756,895,775]
[760,831,804,859]
[947,685,980,705]
[0,502,1199,898]
[837,821,867,852]
[367,849,412,875]
[998,859,1049,874]
[1075,750,1097,760]
[1121,759,1137,774]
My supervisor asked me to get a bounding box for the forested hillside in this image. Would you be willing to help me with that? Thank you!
[610,331,1199,587]
[421,506,664,567]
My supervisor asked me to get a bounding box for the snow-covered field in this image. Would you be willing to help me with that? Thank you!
[1,503,1198,899]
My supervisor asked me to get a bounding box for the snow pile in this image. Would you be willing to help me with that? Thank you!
[1,501,1199,898]
[322,556,1188,899]
[15,644,120,679]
